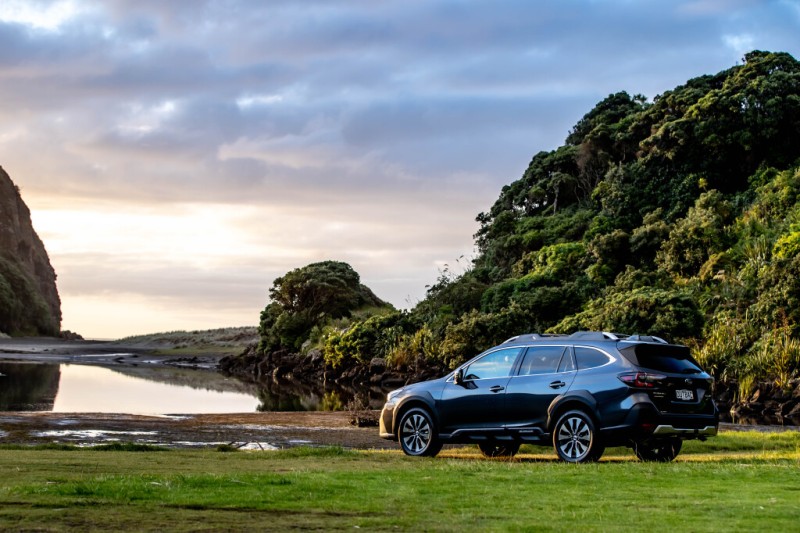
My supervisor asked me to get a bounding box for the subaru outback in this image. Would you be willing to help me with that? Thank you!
[379,331,718,462]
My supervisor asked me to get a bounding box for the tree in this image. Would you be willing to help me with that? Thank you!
[258,261,389,353]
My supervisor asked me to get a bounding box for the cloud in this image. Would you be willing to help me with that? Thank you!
[1,0,799,337]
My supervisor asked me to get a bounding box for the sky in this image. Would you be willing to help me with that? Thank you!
[0,0,798,339]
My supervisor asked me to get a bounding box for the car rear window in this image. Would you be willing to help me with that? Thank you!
[618,342,703,373]
[574,347,612,370]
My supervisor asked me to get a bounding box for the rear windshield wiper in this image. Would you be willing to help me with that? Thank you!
[680,368,701,374]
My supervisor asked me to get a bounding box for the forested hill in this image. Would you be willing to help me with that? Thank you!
[247,51,800,401]
[420,50,800,382]
[418,50,800,390]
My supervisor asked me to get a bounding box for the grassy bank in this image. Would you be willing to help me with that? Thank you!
[116,326,258,357]
[1,432,799,531]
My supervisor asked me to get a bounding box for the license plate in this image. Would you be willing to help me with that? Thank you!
[676,389,694,401]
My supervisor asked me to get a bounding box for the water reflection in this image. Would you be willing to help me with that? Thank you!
[0,361,392,414]
[251,375,389,412]
[0,362,61,411]
[52,364,260,414]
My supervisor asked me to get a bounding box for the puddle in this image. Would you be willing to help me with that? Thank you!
[31,429,159,439]
[169,441,280,450]
[67,353,138,358]
[138,414,192,420]
[219,424,353,432]
[231,442,281,451]
[53,419,80,426]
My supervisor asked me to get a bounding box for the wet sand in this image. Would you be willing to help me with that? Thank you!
[0,411,394,450]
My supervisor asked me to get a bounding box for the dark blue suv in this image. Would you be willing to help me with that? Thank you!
[379,331,719,462]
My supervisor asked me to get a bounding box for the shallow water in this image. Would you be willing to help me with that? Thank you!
[0,362,260,414]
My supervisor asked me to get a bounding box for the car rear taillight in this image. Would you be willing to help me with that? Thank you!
[618,372,667,388]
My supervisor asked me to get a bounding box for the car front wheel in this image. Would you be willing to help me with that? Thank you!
[398,408,442,457]
[634,437,682,462]
[478,442,521,458]
[553,410,604,463]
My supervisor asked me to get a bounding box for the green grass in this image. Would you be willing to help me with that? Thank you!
[0,433,799,531]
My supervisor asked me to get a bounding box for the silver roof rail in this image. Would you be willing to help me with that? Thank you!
[502,333,568,344]
[627,334,669,344]
[568,331,626,341]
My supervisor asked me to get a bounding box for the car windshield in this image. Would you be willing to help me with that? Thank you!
[618,342,703,374]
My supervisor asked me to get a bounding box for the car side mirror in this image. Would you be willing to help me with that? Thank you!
[454,367,464,385]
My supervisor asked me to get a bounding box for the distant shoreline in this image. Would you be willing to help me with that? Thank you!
[0,337,225,370]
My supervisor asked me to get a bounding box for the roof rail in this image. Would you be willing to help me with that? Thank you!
[626,334,669,344]
[502,333,567,344]
[568,331,629,341]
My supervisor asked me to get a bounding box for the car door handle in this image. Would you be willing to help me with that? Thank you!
[489,385,505,393]
[549,381,566,389]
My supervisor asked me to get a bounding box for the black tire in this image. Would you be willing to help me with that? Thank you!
[634,437,682,462]
[398,408,442,457]
[552,410,604,463]
[478,441,521,458]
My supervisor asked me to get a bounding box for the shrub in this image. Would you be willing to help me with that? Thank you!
[552,286,703,341]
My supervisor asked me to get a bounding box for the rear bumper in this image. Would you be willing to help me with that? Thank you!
[653,424,718,437]
[600,402,719,446]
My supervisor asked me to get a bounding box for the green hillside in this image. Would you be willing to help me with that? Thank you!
[257,51,800,399]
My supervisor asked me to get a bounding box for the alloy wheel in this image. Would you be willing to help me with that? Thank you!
[401,412,432,454]
[553,410,602,463]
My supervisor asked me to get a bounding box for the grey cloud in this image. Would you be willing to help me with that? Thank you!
[2,0,799,333]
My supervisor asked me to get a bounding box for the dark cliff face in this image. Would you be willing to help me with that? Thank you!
[0,166,61,335]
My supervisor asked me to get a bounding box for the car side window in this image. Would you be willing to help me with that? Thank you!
[557,346,576,373]
[575,347,612,370]
[463,348,522,380]
[518,346,566,376]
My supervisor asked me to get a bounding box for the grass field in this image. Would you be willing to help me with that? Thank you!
[0,432,798,531]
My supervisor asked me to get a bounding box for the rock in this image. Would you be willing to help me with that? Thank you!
[369,357,386,373]
[781,399,799,416]
[0,166,61,335]
[308,349,323,364]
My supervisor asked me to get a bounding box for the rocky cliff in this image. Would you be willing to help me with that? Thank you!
[0,166,61,335]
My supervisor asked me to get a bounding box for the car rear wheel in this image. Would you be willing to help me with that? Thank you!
[478,442,521,458]
[553,410,604,463]
[634,437,682,462]
[398,408,442,457]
